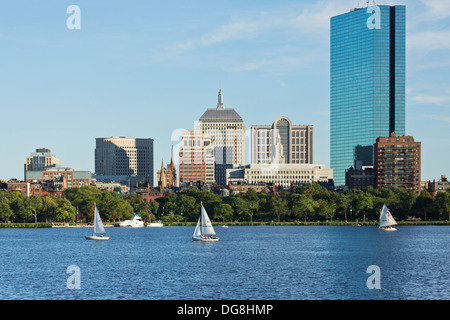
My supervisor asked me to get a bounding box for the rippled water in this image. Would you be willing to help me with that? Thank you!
[0,226,448,300]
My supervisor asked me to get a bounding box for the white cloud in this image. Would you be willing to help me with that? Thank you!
[200,17,264,46]
[171,1,346,52]
[408,30,450,52]
[421,114,450,123]
[228,60,273,72]
[227,55,314,73]
[290,1,343,34]
[420,0,450,20]
[410,94,450,106]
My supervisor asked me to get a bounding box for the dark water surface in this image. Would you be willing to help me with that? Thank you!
[0,226,448,300]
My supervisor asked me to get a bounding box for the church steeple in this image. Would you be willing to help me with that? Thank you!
[217,84,224,109]
[158,160,167,189]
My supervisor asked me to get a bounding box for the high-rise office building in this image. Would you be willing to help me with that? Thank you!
[24,148,60,180]
[251,116,314,165]
[330,5,406,185]
[95,137,154,185]
[214,146,233,186]
[198,88,246,171]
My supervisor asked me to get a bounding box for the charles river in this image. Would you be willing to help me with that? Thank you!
[0,225,448,300]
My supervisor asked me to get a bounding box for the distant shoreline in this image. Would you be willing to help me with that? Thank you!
[1,221,449,228]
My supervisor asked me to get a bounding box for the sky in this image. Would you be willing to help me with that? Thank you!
[0,0,449,185]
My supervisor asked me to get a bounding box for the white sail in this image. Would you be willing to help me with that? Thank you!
[93,205,106,234]
[193,217,202,238]
[201,204,216,236]
[379,204,397,227]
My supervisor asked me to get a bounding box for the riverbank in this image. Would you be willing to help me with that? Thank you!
[0,223,53,228]
[1,221,449,228]
[168,220,450,226]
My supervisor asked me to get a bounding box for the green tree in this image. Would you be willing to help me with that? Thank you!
[241,188,259,202]
[414,190,433,220]
[214,203,233,222]
[351,192,373,222]
[4,192,24,222]
[148,200,160,218]
[392,188,418,220]
[337,193,351,222]
[176,194,197,220]
[246,200,259,224]
[161,212,184,223]
[360,194,373,222]
[295,193,316,222]
[0,198,13,223]
[63,186,103,221]
[135,202,152,222]
[234,197,250,221]
[317,199,337,222]
[109,198,134,222]
[41,195,58,222]
[24,195,43,223]
[272,194,288,222]
[434,192,450,221]
[54,198,76,222]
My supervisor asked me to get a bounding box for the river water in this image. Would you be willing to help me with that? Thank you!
[0,225,448,300]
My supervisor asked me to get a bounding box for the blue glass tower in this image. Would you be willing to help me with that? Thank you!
[330,5,405,186]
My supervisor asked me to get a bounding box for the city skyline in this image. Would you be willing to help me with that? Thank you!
[1,0,449,184]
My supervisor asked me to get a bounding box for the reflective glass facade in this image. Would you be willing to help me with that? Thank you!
[330,5,405,186]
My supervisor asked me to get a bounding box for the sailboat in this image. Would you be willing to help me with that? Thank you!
[193,203,220,242]
[85,204,110,240]
[379,204,397,231]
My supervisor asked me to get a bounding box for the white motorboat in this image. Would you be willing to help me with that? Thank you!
[119,214,144,227]
[379,204,397,231]
[146,220,163,227]
[193,202,220,242]
[85,204,110,240]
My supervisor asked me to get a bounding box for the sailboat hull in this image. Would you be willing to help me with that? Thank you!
[85,235,110,240]
[379,226,397,231]
[192,236,220,242]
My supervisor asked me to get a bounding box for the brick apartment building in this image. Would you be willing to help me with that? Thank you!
[374,133,421,193]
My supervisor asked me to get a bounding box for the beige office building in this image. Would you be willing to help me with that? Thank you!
[25,148,60,180]
[95,136,154,184]
[198,88,246,167]
[251,116,313,165]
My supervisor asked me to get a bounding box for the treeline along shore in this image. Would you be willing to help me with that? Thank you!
[0,183,449,227]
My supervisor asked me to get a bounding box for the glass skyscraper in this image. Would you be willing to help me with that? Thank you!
[330,5,405,186]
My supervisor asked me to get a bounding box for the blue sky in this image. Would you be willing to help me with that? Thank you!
[0,0,449,184]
